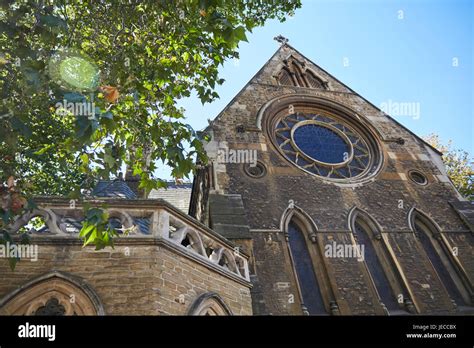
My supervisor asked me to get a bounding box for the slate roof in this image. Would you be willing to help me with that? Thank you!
[92,180,192,214]
[29,180,192,235]
[148,182,193,214]
[92,180,137,199]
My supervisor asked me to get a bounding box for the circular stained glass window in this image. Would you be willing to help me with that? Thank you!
[292,123,350,164]
[273,111,380,181]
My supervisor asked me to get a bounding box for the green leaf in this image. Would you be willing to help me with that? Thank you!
[182,52,190,62]
[80,153,89,166]
[79,223,94,238]
[83,227,98,246]
[104,153,115,168]
[234,26,248,42]
[34,144,55,155]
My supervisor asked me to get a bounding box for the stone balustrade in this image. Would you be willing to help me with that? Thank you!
[7,197,250,282]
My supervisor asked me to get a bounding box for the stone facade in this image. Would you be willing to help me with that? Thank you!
[0,244,251,315]
[191,43,474,315]
[1,43,472,316]
[0,199,252,315]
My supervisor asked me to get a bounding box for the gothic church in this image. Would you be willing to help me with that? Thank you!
[0,42,473,315]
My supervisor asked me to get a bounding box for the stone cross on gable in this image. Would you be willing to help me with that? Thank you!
[273,35,289,45]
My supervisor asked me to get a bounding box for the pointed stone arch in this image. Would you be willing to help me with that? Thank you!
[407,207,443,236]
[289,58,306,87]
[305,69,326,89]
[275,55,328,90]
[277,67,294,86]
[348,207,416,314]
[408,207,472,306]
[347,206,384,239]
[279,200,340,315]
[170,227,207,256]
[214,248,239,274]
[0,271,105,315]
[280,200,319,242]
[187,292,232,315]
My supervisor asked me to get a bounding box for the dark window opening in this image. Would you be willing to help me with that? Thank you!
[409,171,428,185]
[353,221,400,312]
[288,221,326,314]
[34,298,66,316]
[415,221,466,305]
[181,235,191,248]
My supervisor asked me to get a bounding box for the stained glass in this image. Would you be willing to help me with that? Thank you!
[294,124,349,164]
[288,221,326,314]
[354,222,399,311]
[274,112,375,181]
[415,222,465,305]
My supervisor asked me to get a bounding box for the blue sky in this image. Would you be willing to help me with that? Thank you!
[172,0,472,179]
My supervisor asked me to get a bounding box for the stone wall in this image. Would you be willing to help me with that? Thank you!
[205,44,473,315]
[0,240,252,315]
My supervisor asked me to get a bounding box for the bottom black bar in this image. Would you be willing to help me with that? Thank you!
[0,315,472,346]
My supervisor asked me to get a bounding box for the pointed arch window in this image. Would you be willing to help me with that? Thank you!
[290,61,306,87]
[276,58,327,90]
[352,219,406,314]
[287,220,327,315]
[348,208,417,314]
[282,204,337,315]
[412,213,470,306]
[0,272,104,315]
[278,68,294,86]
[306,71,325,89]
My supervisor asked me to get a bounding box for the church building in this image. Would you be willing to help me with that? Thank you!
[0,41,473,316]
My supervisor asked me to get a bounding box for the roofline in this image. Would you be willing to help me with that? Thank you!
[280,43,443,156]
[204,41,443,156]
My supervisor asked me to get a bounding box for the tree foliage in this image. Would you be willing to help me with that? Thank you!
[424,133,474,200]
[0,0,301,254]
